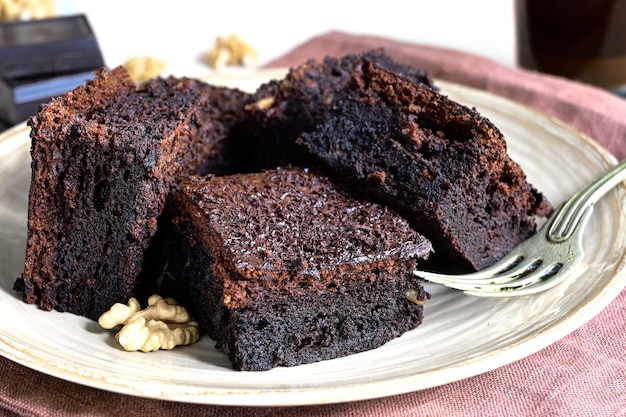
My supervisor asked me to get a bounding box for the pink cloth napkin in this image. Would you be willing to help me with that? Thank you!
[1,31,625,417]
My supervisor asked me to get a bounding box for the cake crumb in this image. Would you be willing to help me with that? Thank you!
[0,0,55,21]
[366,171,387,187]
[206,34,257,69]
[123,56,167,84]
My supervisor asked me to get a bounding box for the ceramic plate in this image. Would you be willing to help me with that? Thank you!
[1,70,625,406]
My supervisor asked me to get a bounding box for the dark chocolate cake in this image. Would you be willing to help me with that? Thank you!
[168,167,433,371]
[296,59,552,271]
[246,49,435,168]
[14,66,253,320]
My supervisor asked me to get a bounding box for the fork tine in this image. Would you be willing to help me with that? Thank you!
[482,264,577,297]
[447,261,564,294]
[414,254,539,286]
[413,254,522,283]
[463,268,570,297]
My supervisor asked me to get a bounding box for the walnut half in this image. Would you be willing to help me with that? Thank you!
[123,56,167,84]
[206,34,257,69]
[98,295,200,352]
[0,0,55,22]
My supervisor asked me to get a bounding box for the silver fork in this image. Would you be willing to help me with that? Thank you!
[413,159,626,297]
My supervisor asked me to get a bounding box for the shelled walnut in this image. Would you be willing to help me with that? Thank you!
[0,0,55,21]
[123,56,167,84]
[98,295,199,352]
[206,34,257,69]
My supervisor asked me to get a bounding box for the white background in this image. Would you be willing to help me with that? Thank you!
[67,0,517,79]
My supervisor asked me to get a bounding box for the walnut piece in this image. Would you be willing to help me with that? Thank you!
[98,295,199,352]
[123,56,167,84]
[249,96,275,111]
[0,0,55,21]
[206,34,257,69]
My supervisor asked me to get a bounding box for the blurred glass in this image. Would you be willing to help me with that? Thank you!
[516,0,626,97]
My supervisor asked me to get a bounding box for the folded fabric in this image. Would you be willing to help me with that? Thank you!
[1,31,625,417]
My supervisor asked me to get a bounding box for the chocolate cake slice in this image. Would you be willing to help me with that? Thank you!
[168,167,433,371]
[297,60,553,271]
[14,66,253,320]
[246,49,435,168]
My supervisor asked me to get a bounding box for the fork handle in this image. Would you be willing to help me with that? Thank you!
[549,158,626,242]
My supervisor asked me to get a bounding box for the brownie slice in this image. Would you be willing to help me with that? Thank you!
[14,66,253,320]
[297,60,553,272]
[246,49,435,169]
[168,167,433,371]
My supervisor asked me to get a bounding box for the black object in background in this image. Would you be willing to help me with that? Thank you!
[0,14,106,126]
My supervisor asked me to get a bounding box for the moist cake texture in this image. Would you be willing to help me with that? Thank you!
[297,60,552,271]
[246,49,435,169]
[168,167,433,371]
[14,66,253,320]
